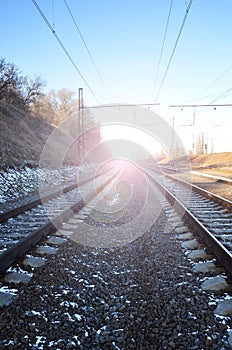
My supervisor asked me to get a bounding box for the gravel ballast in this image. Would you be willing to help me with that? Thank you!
[0,210,231,349]
[0,165,232,350]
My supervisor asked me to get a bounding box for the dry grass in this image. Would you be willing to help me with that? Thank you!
[159,152,232,175]
[190,152,232,168]
[0,103,53,168]
[0,103,77,169]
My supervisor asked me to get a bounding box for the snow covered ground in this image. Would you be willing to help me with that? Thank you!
[0,166,80,204]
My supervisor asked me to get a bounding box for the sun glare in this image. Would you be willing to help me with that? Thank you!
[101,125,162,160]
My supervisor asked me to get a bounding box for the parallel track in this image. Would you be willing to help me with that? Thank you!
[145,167,232,276]
[159,165,232,185]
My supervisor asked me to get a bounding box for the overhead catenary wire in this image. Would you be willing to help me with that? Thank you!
[191,64,232,103]
[63,0,109,96]
[182,90,231,104]
[32,0,100,104]
[154,0,194,103]
[151,0,173,99]
[169,89,232,127]
[169,103,232,108]
[196,86,232,115]
[85,103,160,109]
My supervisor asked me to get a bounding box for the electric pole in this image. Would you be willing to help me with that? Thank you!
[171,116,176,157]
[168,103,230,155]
[78,88,84,161]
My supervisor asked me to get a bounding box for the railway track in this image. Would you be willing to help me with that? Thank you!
[145,167,232,277]
[0,166,118,274]
[1,162,232,348]
[1,163,231,276]
[159,165,232,185]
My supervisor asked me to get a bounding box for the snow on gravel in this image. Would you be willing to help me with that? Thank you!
[0,165,90,204]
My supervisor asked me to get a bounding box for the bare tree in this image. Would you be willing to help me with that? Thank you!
[31,92,56,124]
[196,132,205,155]
[0,58,23,105]
[0,58,45,110]
[55,88,77,123]
[22,75,45,109]
[33,88,77,126]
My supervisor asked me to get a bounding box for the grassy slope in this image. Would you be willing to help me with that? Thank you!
[0,103,111,170]
[0,103,76,169]
[158,152,232,170]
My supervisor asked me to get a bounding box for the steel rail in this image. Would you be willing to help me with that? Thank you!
[145,169,232,277]
[0,168,112,223]
[0,171,118,274]
[163,171,232,212]
[149,166,232,210]
[159,165,232,185]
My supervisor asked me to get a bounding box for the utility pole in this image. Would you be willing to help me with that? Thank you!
[192,106,196,154]
[169,103,229,155]
[171,116,176,157]
[78,88,84,161]
[169,105,196,153]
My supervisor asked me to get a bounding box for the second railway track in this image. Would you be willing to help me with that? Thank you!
[145,166,232,277]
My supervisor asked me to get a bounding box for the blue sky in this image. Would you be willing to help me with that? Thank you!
[1,0,232,152]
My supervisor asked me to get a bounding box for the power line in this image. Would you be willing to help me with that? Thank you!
[194,64,232,101]
[63,0,109,95]
[205,87,232,105]
[154,0,194,102]
[169,98,232,125]
[32,0,100,103]
[182,90,230,104]
[170,103,232,108]
[196,86,232,114]
[151,0,173,99]
[84,103,160,109]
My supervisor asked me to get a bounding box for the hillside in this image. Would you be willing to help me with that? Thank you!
[0,103,111,170]
[0,103,53,168]
[0,103,80,170]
